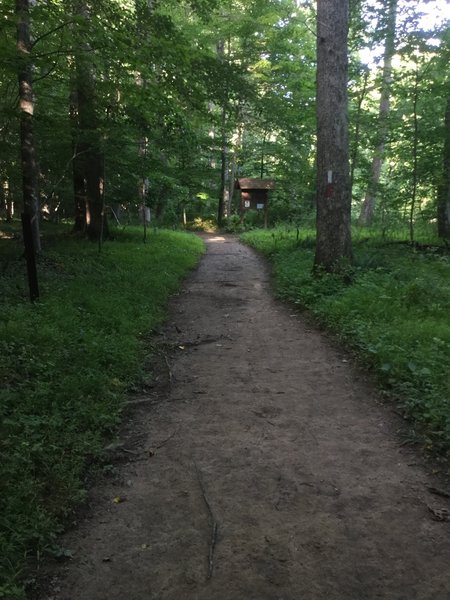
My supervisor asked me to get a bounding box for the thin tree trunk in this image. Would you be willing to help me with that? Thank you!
[437,98,450,238]
[260,131,267,179]
[358,0,397,226]
[135,0,154,221]
[228,154,237,215]
[350,69,369,190]
[2,179,14,221]
[139,137,149,234]
[409,68,420,243]
[70,82,87,233]
[222,122,230,220]
[16,0,40,252]
[314,0,352,272]
[218,107,229,226]
[217,39,230,227]
[228,120,243,215]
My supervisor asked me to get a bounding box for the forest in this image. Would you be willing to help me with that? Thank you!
[1,0,449,598]
[1,0,448,238]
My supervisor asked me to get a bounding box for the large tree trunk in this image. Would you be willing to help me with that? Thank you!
[314,0,352,272]
[358,0,397,226]
[16,0,40,252]
[437,98,450,238]
[72,1,107,242]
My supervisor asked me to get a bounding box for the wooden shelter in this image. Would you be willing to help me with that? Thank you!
[235,178,275,227]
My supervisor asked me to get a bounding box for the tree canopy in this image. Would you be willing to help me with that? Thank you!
[0,0,449,243]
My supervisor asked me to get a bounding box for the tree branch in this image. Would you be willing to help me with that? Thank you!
[31,20,76,48]
[32,58,60,83]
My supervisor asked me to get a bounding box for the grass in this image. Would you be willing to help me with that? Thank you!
[242,226,450,458]
[0,223,204,599]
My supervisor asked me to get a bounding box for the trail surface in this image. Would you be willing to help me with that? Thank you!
[40,234,450,600]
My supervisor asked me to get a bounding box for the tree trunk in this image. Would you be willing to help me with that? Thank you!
[437,98,450,238]
[314,0,352,272]
[409,67,420,243]
[2,179,14,221]
[228,120,243,215]
[350,69,369,191]
[16,0,40,252]
[217,39,230,227]
[70,83,87,233]
[135,0,154,217]
[219,110,230,223]
[73,1,107,242]
[218,133,227,226]
[260,131,266,179]
[358,0,397,226]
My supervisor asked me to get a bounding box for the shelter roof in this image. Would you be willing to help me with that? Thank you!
[235,178,275,190]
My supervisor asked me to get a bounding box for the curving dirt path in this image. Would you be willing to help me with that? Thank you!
[38,234,450,600]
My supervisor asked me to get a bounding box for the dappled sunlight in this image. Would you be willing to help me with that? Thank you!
[208,236,227,243]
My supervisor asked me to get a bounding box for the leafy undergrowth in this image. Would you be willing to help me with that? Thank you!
[0,223,204,599]
[242,227,450,457]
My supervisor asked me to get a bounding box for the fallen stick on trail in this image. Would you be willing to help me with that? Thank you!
[193,461,219,580]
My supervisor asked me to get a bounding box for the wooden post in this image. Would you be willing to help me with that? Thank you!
[21,212,39,301]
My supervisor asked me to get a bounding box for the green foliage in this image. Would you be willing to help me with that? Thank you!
[242,227,450,454]
[2,1,450,236]
[186,217,218,232]
[222,214,245,233]
[0,224,204,598]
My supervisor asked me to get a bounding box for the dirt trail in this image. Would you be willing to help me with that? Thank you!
[39,234,450,600]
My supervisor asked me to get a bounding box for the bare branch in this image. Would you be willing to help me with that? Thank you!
[193,461,219,580]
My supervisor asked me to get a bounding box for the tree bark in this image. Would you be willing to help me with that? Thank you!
[72,1,107,242]
[219,108,230,223]
[217,39,230,227]
[70,83,87,233]
[16,0,40,252]
[314,0,352,272]
[228,119,243,215]
[409,67,420,243]
[437,98,450,238]
[358,0,397,226]
[350,69,369,191]
[1,179,14,221]
[135,0,154,219]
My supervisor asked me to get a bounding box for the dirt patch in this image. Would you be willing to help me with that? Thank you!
[35,234,450,600]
